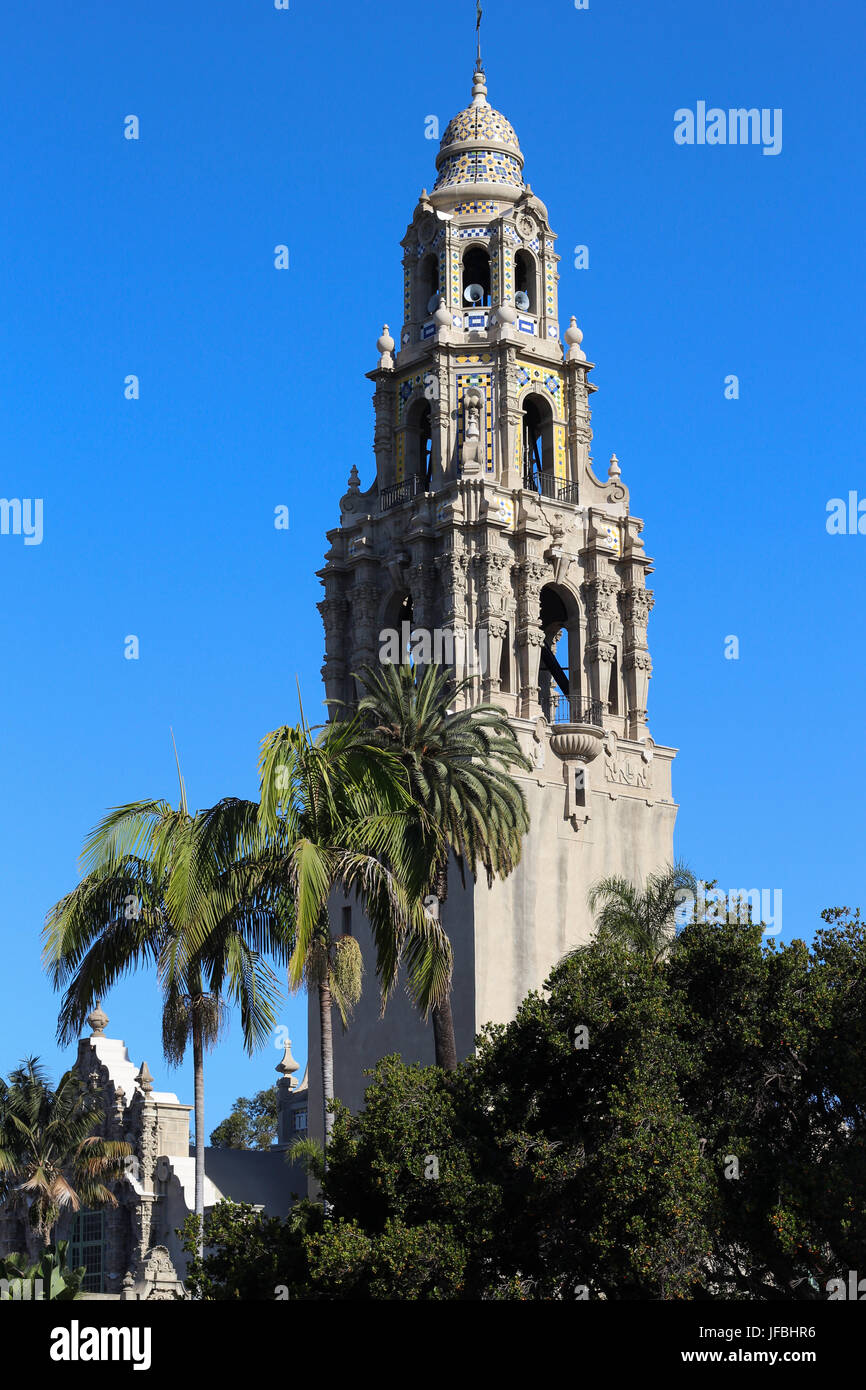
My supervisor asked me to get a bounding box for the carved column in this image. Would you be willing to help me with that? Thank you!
[516,556,546,717]
[565,359,593,488]
[318,588,349,716]
[371,371,396,490]
[584,574,620,715]
[350,577,381,690]
[435,546,469,696]
[132,1063,158,1265]
[473,549,512,697]
[501,345,522,490]
[622,586,654,738]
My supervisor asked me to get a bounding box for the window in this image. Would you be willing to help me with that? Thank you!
[69,1210,104,1293]
[607,651,619,715]
[462,246,491,307]
[416,252,439,320]
[406,398,432,489]
[292,1110,308,1132]
[498,624,511,693]
[521,394,554,485]
[342,905,352,936]
[514,250,537,314]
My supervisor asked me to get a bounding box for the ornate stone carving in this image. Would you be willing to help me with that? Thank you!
[603,731,652,789]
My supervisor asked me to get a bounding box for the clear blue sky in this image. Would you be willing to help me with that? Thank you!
[1,0,863,1132]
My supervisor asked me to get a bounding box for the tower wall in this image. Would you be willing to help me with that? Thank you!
[308,62,679,1147]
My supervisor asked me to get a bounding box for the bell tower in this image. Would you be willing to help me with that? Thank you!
[313,62,678,1128]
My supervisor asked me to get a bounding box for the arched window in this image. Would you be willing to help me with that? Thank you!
[462,245,491,307]
[416,252,439,320]
[607,650,619,716]
[538,585,581,720]
[514,249,537,314]
[521,393,554,489]
[406,398,432,489]
[498,623,511,693]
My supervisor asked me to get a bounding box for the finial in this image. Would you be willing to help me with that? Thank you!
[565,316,586,362]
[136,1061,154,1095]
[608,454,621,479]
[88,1000,109,1037]
[347,464,360,492]
[434,296,451,329]
[377,324,395,368]
[475,0,483,68]
[276,1038,300,1091]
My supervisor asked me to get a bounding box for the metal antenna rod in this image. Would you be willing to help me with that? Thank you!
[476,0,483,66]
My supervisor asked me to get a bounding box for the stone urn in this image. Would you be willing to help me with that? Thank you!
[548,725,603,762]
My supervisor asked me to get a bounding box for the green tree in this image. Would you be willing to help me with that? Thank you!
[179,1199,321,1300]
[210,1087,279,1150]
[287,901,866,1299]
[43,758,291,1258]
[584,861,696,965]
[0,1242,86,1301]
[256,713,452,1148]
[355,663,530,1069]
[0,1059,131,1250]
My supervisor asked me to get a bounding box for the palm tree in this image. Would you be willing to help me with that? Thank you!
[585,862,697,966]
[43,760,290,1258]
[354,662,531,1070]
[0,1058,131,1250]
[256,713,451,1147]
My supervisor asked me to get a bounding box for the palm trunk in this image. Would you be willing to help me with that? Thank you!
[430,856,458,1070]
[319,977,335,1152]
[193,1021,205,1262]
[432,992,458,1071]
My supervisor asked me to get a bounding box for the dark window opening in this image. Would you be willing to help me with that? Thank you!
[607,653,619,715]
[417,252,439,320]
[406,399,432,489]
[514,250,537,314]
[498,627,511,693]
[342,905,352,936]
[521,394,554,485]
[462,246,491,307]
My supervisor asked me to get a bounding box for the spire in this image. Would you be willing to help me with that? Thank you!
[471,63,488,108]
[475,0,483,68]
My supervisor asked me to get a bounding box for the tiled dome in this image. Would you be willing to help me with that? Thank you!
[439,103,521,156]
[432,67,525,199]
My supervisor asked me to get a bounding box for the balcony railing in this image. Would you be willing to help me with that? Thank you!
[380,476,419,512]
[522,469,580,504]
[541,693,604,727]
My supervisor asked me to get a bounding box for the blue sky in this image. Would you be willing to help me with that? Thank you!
[1,0,863,1132]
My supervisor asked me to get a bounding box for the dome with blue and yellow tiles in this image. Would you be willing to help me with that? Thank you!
[432,65,525,201]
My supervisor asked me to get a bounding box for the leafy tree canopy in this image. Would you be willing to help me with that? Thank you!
[210,1087,279,1150]
[183,906,866,1300]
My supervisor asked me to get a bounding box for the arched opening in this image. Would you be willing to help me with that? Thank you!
[514,249,537,314]
[374,591,414,685]
[607,650,619,716]
[538,584,581,720]
[521,393,554,489]
[498,623,511,693]
[406,398,432,489]
[416,252,439,320]
[462,245,491,307]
